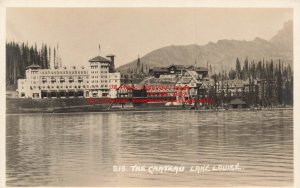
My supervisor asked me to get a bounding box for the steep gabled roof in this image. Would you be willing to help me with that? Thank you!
[176,70,201,85]
[89,56,111,63]
[186,70,200,84]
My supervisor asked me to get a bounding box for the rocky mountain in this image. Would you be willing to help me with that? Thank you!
[117,20,293,73]
[270,20,293,51]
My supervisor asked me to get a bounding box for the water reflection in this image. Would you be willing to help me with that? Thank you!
[6,110,293,186]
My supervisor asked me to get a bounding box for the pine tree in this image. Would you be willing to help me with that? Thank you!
[242,57,249,80]
[53,47,56,68]
[48,47,51,69]
[6,41,52,88]
[137,56,141,74]
[236,58,241,79]
[277,60,283,104]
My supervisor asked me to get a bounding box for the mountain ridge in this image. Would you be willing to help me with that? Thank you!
[117,20,293,73]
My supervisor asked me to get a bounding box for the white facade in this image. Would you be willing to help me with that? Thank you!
[17,56,121,99]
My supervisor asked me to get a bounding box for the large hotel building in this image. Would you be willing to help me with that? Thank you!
[17,55,121,99]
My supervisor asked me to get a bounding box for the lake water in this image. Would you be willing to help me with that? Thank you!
[6,109,293,187]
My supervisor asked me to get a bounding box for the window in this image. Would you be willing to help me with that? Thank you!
[69,77,74,83]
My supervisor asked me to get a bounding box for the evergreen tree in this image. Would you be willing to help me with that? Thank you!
[6,41,53,88]
[235,58,241,79]
[242,57,249,80]
[277,61,283,104]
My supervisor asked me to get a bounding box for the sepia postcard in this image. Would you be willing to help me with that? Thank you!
[0,0,299,188]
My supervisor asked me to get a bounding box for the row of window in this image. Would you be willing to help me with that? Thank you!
[30,71,39,74]
[90,62,109,65]
[91,71,108,74]
[42,80,86,84]
[91,85,108,88]
[91,80,116,83]
[39,70,88,75]
[91,65,108,69]
[109,75,120,78]
[32,85,89,89]
[27,79,118,85]
[28,84,112,90]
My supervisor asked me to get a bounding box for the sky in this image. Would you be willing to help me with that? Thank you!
[6,8,292,68]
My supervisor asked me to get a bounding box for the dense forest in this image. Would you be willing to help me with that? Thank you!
[6,42,61,90]
[209,57,293,106]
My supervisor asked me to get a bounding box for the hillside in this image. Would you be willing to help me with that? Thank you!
[117,20,293,73]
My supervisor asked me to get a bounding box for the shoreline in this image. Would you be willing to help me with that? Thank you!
[6,96,293,115]
[6,107,293,116]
